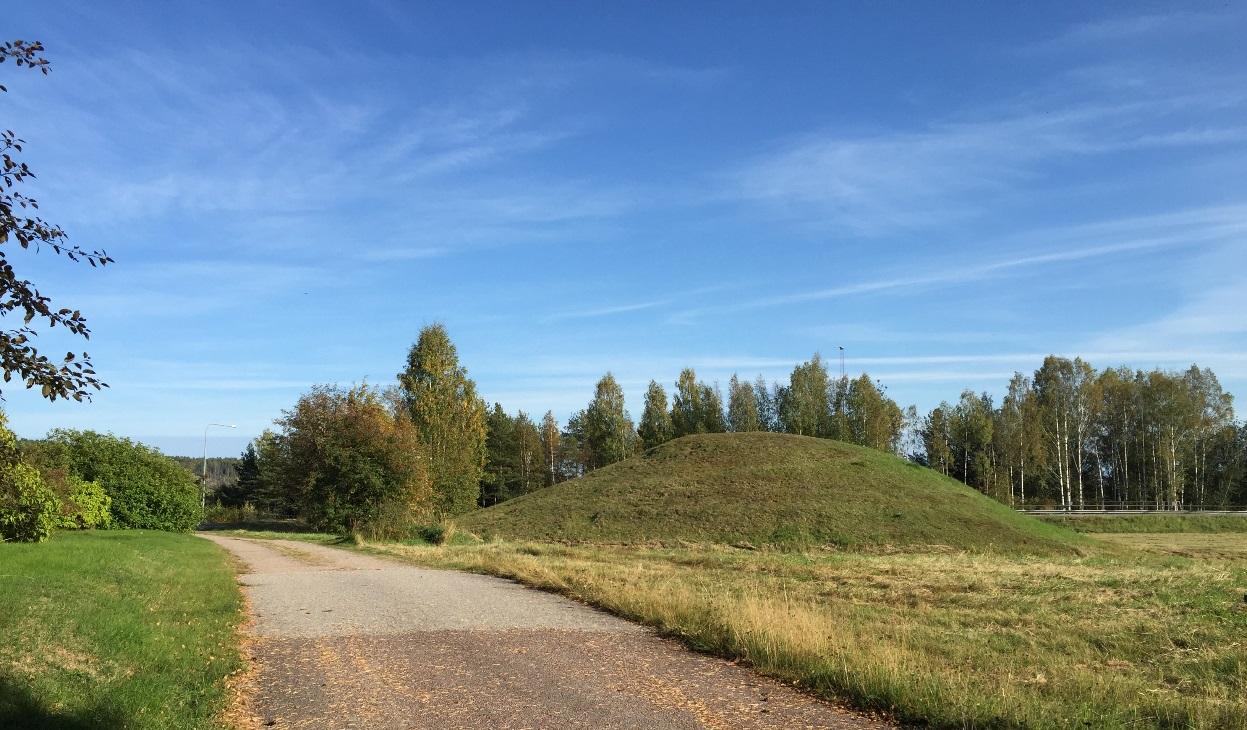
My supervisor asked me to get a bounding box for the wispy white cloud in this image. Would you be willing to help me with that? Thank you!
[1083,241,1247,358]
[732,104,1246,233]
[1030,11,1237,51]
[729,29,1247,235]
[544,299,670,322]
[670,204,1247,322]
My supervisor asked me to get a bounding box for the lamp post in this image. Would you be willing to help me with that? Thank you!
[202,423,237,509]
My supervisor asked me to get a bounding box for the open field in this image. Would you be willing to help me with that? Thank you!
[1041,514,1247,533]
[1094,532,1247,560]
[342,533,1247,729]
[0,531,243,730]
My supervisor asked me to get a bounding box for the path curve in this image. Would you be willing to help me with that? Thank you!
[202,534,888,730]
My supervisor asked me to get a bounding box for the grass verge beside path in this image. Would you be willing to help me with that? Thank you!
[0,531,243,730]
[353,536,1247,729]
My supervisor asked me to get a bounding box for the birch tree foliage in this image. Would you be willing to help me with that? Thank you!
[1,40,112,402]
[670,368,704,438]
[584,372,636,469]
[638,380,673,449]
[398,324,487,516]
[931,358,1244,509]
[780,354,832,437]
[727,374,761,433]
[539,410,560,486]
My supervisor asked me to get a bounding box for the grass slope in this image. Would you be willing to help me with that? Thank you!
[0,531,243,729]
[462,432,1083,554]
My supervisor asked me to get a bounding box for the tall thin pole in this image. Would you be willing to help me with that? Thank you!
[838,346,845,380]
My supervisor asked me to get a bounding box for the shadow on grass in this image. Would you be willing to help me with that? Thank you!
[198,518,315,533]
[0,675,128,730]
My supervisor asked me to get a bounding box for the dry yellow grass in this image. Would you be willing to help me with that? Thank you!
[359,535,1247,729]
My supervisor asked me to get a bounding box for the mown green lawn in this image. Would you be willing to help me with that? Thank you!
[0,531,243,729]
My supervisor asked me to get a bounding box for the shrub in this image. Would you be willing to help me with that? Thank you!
[59,476,112,529]
[416,520,457,545]
[0,462,61,542]
[19,440,113,529]
[43,430,202,531]
[203,502,257,525]
[270,384,434,536]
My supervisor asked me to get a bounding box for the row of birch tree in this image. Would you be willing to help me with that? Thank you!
[920,356,1244,509]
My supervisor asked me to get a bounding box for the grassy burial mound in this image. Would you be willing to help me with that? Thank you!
[460,432,1083,554]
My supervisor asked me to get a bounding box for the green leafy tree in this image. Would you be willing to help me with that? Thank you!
[922,405,954,476]
[700,383,727,433]
[780,354,832,437]
[753,375,779,432]
[844,373,904,452]
[399,324,487,516]
[274,384,432,535]
[513,411,543,496]
[560,410,592,479]
[670,368,704,437]
[638,380,673,449]
[540,410,560,486]
[727,374,761,432]
[948,390,996,493]
[584,373,636,468]
[1,41,111,402]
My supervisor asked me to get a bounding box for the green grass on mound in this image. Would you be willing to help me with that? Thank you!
[461,432,1085,555]
[1041,514,1247,533]
[0,531,243,730]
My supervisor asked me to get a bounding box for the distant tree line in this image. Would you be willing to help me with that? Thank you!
[168,456,239,492]
[920,357,1245,510]
[217,325,1245,532]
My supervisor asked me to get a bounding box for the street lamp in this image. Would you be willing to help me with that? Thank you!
[202,423,237,509]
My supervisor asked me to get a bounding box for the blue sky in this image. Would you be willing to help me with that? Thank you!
[4,2,1246,456]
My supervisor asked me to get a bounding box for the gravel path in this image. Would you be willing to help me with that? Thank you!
[201,534,889,730]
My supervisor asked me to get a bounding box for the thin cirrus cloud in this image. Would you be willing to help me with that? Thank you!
[668,204,1247,323]
[543,299,671,323]
[729,78,1247,234]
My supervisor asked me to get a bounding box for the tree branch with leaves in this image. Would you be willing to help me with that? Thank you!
[0,40,111,402]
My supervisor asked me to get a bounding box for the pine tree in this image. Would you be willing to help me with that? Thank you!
[638,380,674,449]
[398,324,487,516]
[217,442,260,507]
[481,403,517,506]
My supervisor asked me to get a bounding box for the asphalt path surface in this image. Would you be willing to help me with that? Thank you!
[202,534,889,730]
